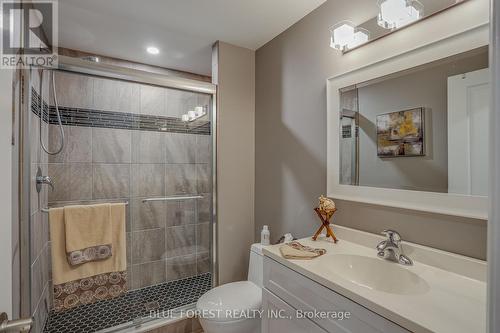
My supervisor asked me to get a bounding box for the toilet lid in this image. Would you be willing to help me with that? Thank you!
[196,281,262,322]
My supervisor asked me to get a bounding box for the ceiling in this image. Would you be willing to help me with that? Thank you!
[58,0,327,76]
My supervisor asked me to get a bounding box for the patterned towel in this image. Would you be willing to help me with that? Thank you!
[279,241,326,260]
[64,204,113,266]
[49,204,127,312]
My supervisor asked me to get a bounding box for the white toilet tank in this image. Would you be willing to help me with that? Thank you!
[248,243,264,288]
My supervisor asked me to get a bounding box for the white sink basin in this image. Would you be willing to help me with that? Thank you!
[311,254,429,295]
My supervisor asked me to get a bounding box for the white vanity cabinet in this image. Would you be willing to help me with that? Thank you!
[262,288,328,333]
[262,256,411,333]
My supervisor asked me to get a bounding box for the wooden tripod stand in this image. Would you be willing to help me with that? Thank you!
[312,207,338,243]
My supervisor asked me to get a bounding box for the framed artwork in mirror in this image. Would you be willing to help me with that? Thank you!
[376,108,425,157]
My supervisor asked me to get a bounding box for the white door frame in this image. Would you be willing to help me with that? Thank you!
[488,0,500,331]
[0,65,13,318]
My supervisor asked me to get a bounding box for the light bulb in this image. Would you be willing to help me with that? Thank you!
[377,0,424,30]
[330,22,370,51]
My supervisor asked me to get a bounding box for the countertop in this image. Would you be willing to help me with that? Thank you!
[262,231,486,333]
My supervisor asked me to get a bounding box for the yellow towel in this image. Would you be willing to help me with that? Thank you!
[49,203,127,285]
[64,203,112,253]
[279,241,326,260]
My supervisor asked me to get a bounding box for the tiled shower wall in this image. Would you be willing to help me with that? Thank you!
[29,70,212,331]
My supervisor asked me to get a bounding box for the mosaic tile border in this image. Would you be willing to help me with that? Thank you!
[31,89,211,135]
[43,273,212,333]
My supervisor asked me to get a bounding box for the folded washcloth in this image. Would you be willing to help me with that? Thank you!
[279,241,326,260]
[64,204,113,265]
[49,203,127,311]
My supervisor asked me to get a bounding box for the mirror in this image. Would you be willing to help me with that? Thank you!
[339,46,489,195]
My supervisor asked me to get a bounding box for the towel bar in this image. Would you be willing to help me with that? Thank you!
[41,201,129,213]
[142,195,204,203]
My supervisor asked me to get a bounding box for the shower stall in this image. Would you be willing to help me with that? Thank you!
[21,57,217,333]
[339,86,359,186]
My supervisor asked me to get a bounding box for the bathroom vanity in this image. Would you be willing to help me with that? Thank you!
[261,226,486,333]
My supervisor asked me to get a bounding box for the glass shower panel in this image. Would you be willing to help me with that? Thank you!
[28,67,52,333]
[129,85,214,319]
[36,71,213,333]
[339,87,359,185]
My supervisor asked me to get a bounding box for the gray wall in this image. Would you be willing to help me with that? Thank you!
[255,0,488,260]
[213,42,256,284]
[357,51,488,192]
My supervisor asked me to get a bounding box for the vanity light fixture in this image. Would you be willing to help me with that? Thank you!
[329,21,370,52]
[377,0,424,30]
[146,46,160,55]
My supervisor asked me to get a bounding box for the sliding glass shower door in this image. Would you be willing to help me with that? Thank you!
[28,68,215,333]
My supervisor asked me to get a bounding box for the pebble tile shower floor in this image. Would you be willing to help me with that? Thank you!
[43,273,212,333]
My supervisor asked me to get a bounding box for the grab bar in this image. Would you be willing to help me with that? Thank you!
[142,195,204,203]
[41,201,129,213]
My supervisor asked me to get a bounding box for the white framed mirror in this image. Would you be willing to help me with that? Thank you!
[327,25,489,219]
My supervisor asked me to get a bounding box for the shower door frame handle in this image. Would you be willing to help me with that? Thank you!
[0,312,32,333]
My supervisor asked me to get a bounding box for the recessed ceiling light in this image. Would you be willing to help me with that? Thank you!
[146,46,160,55]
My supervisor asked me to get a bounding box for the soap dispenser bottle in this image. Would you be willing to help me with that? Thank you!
[261,225,270,246]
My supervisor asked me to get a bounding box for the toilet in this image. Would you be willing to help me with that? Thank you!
[196,243,264,333]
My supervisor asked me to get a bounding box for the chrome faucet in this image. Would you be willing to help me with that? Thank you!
[376,230,413,266]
